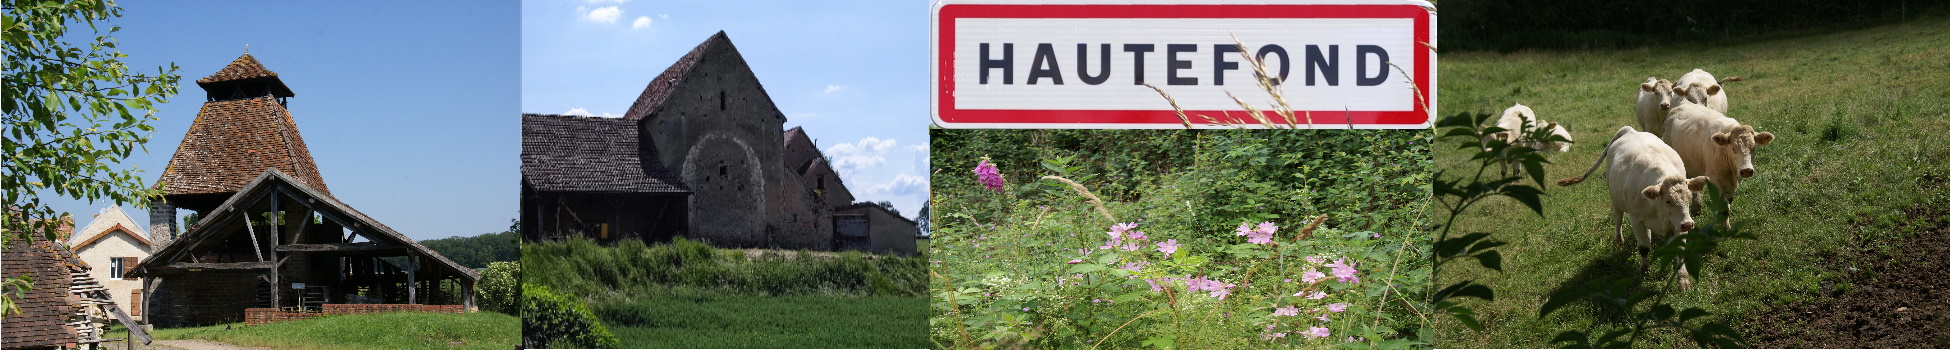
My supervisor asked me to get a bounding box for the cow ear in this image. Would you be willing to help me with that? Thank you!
[1642,82,1656,92]
[1687,176,1709,192]
[1754,131,1774,146]
[1673,86,1687,95]
[1707,84,1722,96]
[1713,132,1732,145]
[1643,185,1662,199]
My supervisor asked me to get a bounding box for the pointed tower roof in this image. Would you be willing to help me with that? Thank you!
[196,53,294,99]
[156,54,327,209]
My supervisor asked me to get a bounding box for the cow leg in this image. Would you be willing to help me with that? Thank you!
[1631,219,1650,273]
[1611,208,1626,245]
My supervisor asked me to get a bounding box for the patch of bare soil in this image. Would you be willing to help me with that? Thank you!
[1743,205,1950,348]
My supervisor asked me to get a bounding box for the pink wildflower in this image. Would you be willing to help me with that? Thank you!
[1316,314,1330,322]
[1235,222,1254,236]
[1257,221,1279,234]
[1304,327,1331,338]
[1156,239,1180,255]
[1327,303,1348,312]
[1302,291,1328,299]
[1125,230,1147,241]
[1326,258,1361,284]
[1274,306,1300,317]
[1305,255,1325,264]
[973,159,1005,193]
[1301,270,1327,283]
[1120,262,1146,272]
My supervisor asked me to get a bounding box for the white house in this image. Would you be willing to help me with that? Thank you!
[67,206,155,320]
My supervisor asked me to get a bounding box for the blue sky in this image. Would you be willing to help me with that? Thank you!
[37,1,520,241]
[521,0,933,218]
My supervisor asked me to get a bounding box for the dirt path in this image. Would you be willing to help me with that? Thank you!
[1742,205,1950,348]
[143,340,270,350]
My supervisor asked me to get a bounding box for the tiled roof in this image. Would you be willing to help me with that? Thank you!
[196,53,278,83]
[521,114,690,194]
[623,31,725,121]
[1,231,81,349]
[134,169,479,281]
[155,95,330,198]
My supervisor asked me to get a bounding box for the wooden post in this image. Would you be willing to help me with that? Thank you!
[268,192,281,310]
[406,254,417,304]
[462,277,475,312]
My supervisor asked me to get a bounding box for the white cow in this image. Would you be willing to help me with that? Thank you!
[1559,126,1710,289]
[1636,78,1678,136]
[1674,69,1728,113]
[1486,104,1573,177]
[1663,104,1774,225]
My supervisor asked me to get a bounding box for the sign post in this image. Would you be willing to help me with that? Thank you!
[932,0,1436,128]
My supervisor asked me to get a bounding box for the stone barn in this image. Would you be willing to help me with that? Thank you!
[521,31,918,253]
[132,53,476,328]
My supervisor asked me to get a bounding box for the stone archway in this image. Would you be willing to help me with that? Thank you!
[680,132,766,246]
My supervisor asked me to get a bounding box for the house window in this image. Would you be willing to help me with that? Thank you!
[719,165,728,176]
[719,90,726,111]
[110,257,125,279]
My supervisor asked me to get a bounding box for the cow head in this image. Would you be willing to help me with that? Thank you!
[1710,124,1774,179]
[1641,79,1676,109]
[1643,176,1711,233]
[1673,81,1721,107]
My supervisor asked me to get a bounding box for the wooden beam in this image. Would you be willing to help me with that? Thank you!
[275,242,408,254]
[156,262,274,270]
[269,191,281,309]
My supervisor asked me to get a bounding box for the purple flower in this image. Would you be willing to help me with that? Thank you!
[1302,291,1328,299]
[973,159,1006,193]
[1156,239,1180,255]
[1316,314,1331,322]
[1125,230,1147,241]
[1327,303,1348,312]
[1120,262,1146,272]
[1274,306,1300,316]
[1305,256,1324,264]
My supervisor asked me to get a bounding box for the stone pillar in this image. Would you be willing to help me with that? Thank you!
[148,201,176,249]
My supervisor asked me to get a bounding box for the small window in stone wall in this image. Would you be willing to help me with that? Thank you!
[720,165,728,176]
[720,90,727,111]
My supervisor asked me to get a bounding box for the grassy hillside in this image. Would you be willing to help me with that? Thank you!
[149,311,518,350]
[1435,16,1950,347]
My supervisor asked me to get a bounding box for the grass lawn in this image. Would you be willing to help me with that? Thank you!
[593,295,928,349]
[140,311,518,350]
[1435,15,1950,348]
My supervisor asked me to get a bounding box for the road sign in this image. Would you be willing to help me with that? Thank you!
[932,0,1436,128]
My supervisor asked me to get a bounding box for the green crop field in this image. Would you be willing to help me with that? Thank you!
[1434,16,1950,348]
[593,295,927,348]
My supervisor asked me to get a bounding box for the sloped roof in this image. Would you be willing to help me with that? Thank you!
[1,225,81,349]
[155,95,330,198]
[195,53,294,99]
[521,114,690,194]
[132,169,477,281]
[623,31,722,122]
[69,206,153,249]
[197,53,279,83]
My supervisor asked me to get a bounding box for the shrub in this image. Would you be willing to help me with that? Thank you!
[522,283,618,349]
[478,261,520,315]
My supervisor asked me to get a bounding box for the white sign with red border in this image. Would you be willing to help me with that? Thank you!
[932,0,1436,128]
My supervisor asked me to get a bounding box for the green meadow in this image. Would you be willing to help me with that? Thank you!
[1435,16,1950,347]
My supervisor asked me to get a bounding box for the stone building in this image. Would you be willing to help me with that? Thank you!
[522,31,915,254]
[66,207,155,321]
[132,53,476,328]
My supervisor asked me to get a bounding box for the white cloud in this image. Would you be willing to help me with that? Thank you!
[582,0,629,4]
[581,6,622,23]
[826,137,897,176]
[823,85,844,93]
[564,108,591,115]
[659,14,669,19]
[909,144,928,153]
[865,174,929,197]
[632,16,652,29]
